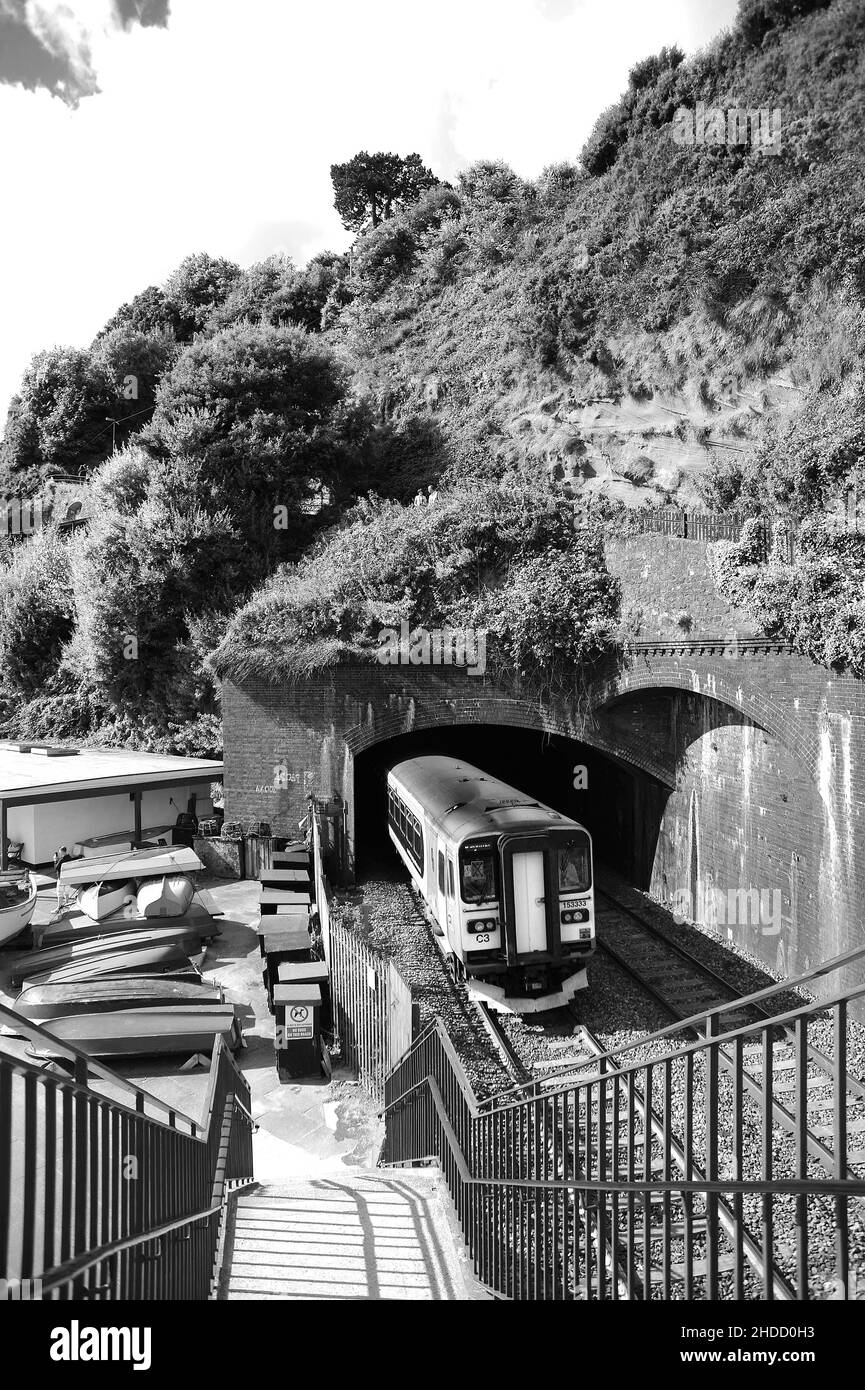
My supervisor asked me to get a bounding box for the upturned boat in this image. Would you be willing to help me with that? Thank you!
[78,879,137,922]
[28,1004,243,1059]
[10,924,209,987]
[14,977,223,1021]
[137,873,195,919]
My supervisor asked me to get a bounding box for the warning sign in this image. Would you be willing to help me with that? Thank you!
[278,1004,313,1042]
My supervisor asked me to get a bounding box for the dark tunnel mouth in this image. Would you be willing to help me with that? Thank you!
[350,722,670,889]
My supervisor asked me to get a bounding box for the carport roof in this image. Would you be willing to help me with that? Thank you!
[0,743,223,807]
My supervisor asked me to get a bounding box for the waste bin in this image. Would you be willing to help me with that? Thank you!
[273,979,326,1078]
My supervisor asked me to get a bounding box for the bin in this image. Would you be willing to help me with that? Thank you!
[273,981,325,1078]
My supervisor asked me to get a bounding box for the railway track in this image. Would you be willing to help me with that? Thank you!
[592,886,865,1187]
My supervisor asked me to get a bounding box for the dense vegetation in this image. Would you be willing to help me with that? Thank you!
[211,481,620,698]
[2,0,865,751]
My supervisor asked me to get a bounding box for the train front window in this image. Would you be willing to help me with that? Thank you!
[460,852,496,903]
[559,838,591,892]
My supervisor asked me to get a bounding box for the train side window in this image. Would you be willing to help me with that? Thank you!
[447,860,455,898]
[438,851,445,895]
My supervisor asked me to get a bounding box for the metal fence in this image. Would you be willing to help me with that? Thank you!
[313,816,413,1103]
[628,508,797,563]
[0,1007,254,1300]
[383,951,865,1300]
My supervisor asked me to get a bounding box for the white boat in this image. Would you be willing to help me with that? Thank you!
[0,872,37,947]
[59,845,201,887]
[78,879,137,922]
[137,873,195,919]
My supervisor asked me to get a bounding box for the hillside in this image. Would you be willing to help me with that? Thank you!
[329,0,865,511]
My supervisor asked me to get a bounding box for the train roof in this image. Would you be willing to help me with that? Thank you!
[387,755,587,845]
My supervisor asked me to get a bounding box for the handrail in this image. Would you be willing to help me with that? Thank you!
[0,999,202,1132]
[469,939,865,1108]
[487,976,865,1114]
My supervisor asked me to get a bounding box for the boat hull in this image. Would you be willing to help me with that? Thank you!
[0,879,38,947]
[59,846,202,887]
[11,927,208,987]
[28,1005,242,1058]
[78,880,137,922]
[137,874,196,919]
[15,978,222,1020]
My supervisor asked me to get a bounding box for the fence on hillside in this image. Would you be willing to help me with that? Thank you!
[623,508,798,563]
[313,814,413,1103]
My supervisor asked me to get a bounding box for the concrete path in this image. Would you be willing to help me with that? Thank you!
[220,1171,490,1300]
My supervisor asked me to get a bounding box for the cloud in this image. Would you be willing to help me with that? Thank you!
[0,0,170,106]
[111,0,170,30]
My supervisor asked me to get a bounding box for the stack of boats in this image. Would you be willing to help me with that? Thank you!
[2,845,241,1060]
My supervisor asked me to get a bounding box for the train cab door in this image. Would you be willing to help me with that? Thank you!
[435,844,448,936]
[446,855,457,942]
[511,849,548,954]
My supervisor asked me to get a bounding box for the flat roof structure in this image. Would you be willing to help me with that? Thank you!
[0,743,223,869]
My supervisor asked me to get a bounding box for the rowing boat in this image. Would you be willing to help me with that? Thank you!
[0,873,37,947]
[18,946,204,987]
[78,879,137,922]
[27,1004,243,1059]
[31,902,220,949]
[137,873,195,919]
[14,977,223,1020]
[10,925,209,987]
[59,845,202,887]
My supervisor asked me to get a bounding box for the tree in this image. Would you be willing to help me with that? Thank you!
[163,252,242,338]
[0,347,113,495]
[208,252,347,334]
[145,322,373,574]
[330,151,439,232]
[95,285,176,340]
[91,324,178,449]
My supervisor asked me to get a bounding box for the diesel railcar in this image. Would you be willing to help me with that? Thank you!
[387,756,595,1013]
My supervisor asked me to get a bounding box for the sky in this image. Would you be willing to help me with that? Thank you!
[0,0,740,427]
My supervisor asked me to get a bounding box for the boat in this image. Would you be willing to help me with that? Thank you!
[59,845,202,887]
[0,871,38,947]
[14,977,222,1021]
[19,946,204,988]
[137,873,195,919]
[10,924,210,987]
[31,903,220,950]
[78,879,137,922]
[26,1004,243,1059]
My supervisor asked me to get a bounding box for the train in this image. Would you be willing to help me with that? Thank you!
[386,755,595,1013]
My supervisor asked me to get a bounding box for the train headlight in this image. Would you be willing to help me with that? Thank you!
[562,911,573,923]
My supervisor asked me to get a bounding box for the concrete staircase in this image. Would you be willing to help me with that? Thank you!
[218,1170,490,1300]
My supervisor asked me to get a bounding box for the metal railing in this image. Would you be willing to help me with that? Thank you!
[383,964,865,1299]
[314,814,413,1103]
[0,1002,254,1300]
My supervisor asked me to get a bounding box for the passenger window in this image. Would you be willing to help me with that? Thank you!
[448,861,455,898]
[438,851,445,894]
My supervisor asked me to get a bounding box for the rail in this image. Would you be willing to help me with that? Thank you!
[383,970,865,1299]
[0,1001,254,1299]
